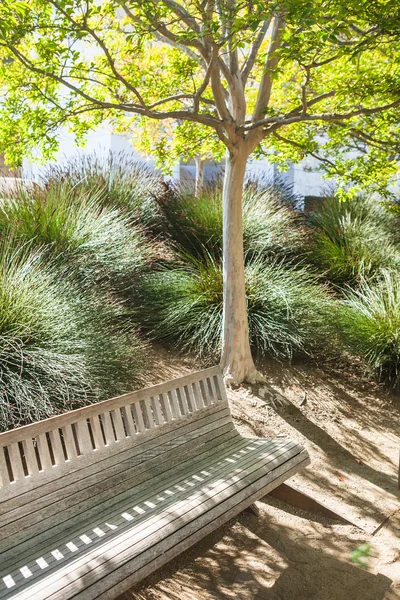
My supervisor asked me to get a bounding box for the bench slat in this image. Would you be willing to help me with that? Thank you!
[48,431,64,466]
[0,450,10,487]
[159,393,172,423]
[37,435,52,470]
[89,417,104,451]
[76,421,93,456]
[131,403,145,434]
[101,413,115,447]
[8,444,25,482]
[21,439,39,476]
[110,410,126,441]
[61,424,77,461]
[120,406,136,437]
[168,389,180,419]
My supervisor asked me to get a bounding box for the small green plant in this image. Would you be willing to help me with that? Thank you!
[339,270,400,386]
[0,237,146,431]
[136,251,336,360]
[350,544,373,569]
[308,195,400,287]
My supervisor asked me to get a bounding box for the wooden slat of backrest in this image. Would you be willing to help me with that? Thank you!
[213,373,226,402]
[111,409,126,441]
[142,399,155,430]
[36,434,52,470]
[169,389,180,419]
[89,416,104,451]
[192,381,205,409]
[62,424,78,460]
[207,376,219,404]
[101,412,115,446]
[201,378,215,406]
[176,387,189,415]
[0,449,10,486]
[131,404,145,433]
[8,443,25,481]
[76,421,94,455]
[150,397,163,426]
[159,393,172,423]
[48,430,65,466]
[184,384,196,413]
[21,438,39,476]
[120,406,136,437]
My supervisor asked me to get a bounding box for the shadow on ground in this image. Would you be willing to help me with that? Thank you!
[119,505,393,600]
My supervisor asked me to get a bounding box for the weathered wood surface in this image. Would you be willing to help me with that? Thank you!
[0,367,310,599]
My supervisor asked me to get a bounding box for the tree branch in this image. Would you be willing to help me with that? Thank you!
[2,43,223,129]
[272,132,343,173]
[48,0,147,107]
[193,47,217,113]
[252,15,285,122]
[241,19,271,86]
[244,97,400,131]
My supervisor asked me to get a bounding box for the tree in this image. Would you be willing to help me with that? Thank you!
[0,0,400,383]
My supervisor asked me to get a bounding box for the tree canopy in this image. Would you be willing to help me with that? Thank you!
[0,0,399,195]
[1,0,400,383]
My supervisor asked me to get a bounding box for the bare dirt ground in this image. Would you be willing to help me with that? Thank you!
[118,348,400,600]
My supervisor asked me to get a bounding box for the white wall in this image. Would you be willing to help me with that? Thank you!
[22,127,155,179]
[22,126,329,200]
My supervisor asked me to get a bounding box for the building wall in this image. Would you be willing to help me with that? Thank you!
[21,127,328,200]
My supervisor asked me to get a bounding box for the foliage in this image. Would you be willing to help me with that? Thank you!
[339,270,400,386]
[307,195,400,287]
[0,179,151,291]
[130,118,226,176]
[0,238,145,431]
[0,1,399,194]
[136,252,336,360]
[153,178,304,261]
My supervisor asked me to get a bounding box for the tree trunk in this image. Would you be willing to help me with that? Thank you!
[220,148,262,385]
[194,156,206,197]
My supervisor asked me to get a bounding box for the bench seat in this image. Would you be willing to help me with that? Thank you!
[0,367,310,599]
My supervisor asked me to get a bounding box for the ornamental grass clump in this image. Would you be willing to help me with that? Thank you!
[153,178,305,262]
[0,181,151,292]
[44,151,163,226]
[136,251,336,360]
[339,270,400,386]
[0,238,146,431]
[308,194,400,288]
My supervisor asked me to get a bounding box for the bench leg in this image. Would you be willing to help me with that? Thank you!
[246,503,260,517]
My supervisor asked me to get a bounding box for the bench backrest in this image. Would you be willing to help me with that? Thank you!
[0,367,230,501]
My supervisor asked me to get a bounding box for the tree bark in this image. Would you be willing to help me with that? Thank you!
[220,147,262,385]
[194,156,206,197]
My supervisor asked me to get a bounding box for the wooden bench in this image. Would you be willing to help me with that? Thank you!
[0,367,310,599]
